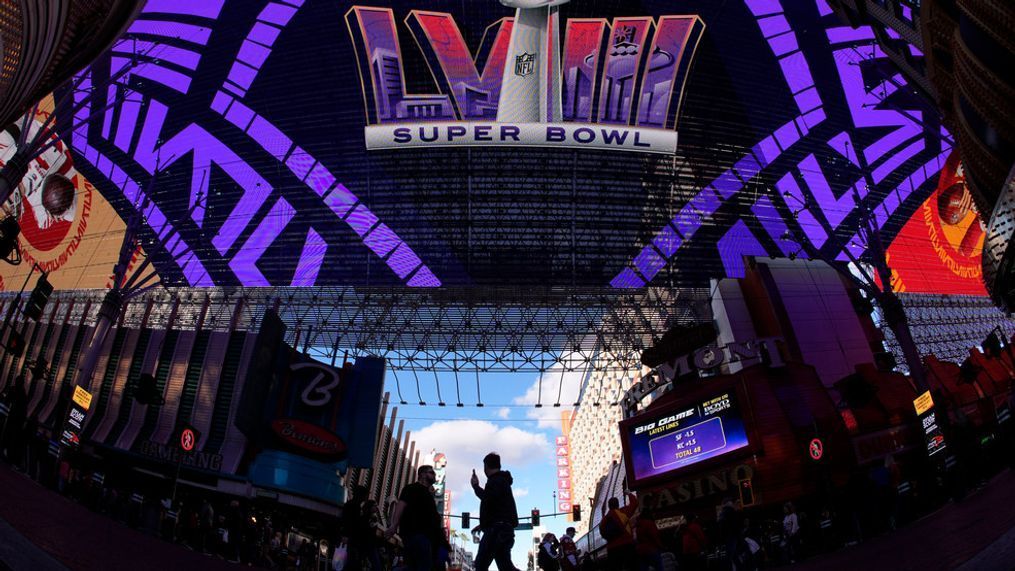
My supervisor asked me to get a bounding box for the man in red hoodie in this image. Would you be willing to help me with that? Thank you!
[599,492,638,570]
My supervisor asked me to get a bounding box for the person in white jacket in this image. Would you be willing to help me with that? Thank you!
[782,502,801,563]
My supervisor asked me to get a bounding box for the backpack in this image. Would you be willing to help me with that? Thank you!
[599,512,622,542]
[537,547,559,571]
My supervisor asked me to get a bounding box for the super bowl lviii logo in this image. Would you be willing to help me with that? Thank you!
[346,1,704,154]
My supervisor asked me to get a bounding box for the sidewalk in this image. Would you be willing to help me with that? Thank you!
[0,516,69,571]
[0,465,239,571]
[781,468,1015,571]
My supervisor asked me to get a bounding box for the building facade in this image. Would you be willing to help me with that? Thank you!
[344,398,421,512]
[0,0,142,129]
[566,361,642,534]
[0,288,390,515]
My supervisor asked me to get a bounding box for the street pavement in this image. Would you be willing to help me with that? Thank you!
[2,462,1015,570]
[0,465,239,571]
[779,468,1015,571]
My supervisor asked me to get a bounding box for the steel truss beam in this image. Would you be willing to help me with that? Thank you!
[1,286,711,373]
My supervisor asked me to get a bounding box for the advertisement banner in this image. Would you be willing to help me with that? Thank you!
[0,99,150,291]
[240,315,387,502]
[51,1,953,290]
[883,151,987,296]
[61,386,91,447]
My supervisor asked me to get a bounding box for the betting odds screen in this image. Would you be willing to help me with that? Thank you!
[622,390,751,486]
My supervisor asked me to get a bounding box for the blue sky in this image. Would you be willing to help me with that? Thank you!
[389,367,586,568]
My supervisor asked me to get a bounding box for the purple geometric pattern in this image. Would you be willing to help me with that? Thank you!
[73,0,440,287]
[718,221,768,279]
[205,1,441,287]
[65,1,951,289]
[613,0,949,284]
[72,70,213,286]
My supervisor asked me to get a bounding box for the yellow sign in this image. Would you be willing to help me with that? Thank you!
[72,386,92,410]
[913,390,934,416]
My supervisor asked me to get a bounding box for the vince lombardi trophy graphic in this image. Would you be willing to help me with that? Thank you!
[497,0,570,123]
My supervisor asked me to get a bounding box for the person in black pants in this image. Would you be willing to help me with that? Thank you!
[471,452,519,571]
[386,465,446,571]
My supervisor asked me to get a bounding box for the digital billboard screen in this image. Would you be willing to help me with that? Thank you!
[882,151,987,296]
[9,0,955,292]
[0,97,155,292]
[622,389,750,485]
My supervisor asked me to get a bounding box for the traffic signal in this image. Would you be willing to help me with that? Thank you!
[462,512,470,529]
[24,274,53,321]
[5,330,25,357]
[531,509,540,526]
[572,504,581,522]
[134,373,164,406]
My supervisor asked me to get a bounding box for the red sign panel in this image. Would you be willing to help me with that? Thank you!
[180,428,197,452]
[808,438,823,461]
[271,418,348,459]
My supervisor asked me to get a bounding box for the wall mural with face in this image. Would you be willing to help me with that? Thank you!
[0,97,153,291]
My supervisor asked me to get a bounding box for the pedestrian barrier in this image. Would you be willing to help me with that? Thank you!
[897,481,912,494]
[166,511,178,521]
[999,407,1011,424]
[92,473,105,486]
[0,403,9,416]
[130,493,144,504]
[47,441,60,458]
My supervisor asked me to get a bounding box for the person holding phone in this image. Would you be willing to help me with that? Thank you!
[470,453,519,571]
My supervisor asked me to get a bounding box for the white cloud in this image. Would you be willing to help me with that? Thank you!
[497,407,511,419]
[513,487,529,498]
[512,363,586,429]
[412,420,551,509]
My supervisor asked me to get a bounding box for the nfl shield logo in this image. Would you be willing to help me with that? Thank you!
[514,53,536,77]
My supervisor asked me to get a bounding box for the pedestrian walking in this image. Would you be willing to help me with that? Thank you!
[342,484,368,570]
[386,464,445,571]
[782,502,801,564]
[680,513,706,571]
[559,527,580,571]
[717,498,742,570]
[599,492,638,571]
[470,452,519,571]
[199,499,215,553]
[1,375,28,467]
[537,532,560,570]
[634,507,664,571]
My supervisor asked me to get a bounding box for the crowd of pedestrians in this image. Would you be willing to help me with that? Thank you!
[1,371,527,571]
[338,451,521,571]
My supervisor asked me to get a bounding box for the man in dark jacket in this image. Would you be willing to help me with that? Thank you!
[386,465,446,570]
[471,452,519,571]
